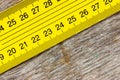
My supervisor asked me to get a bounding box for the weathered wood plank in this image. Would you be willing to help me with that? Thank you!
[0,0,120,80]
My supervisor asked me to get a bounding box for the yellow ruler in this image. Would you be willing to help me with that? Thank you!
[0,0,120,74]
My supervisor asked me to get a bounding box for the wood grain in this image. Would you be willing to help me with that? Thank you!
[0,0,120,80]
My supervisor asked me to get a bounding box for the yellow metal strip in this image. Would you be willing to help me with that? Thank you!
[0,0,120,74]
[0,0,36,19]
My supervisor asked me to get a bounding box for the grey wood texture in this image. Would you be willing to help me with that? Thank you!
[0,0,120,80]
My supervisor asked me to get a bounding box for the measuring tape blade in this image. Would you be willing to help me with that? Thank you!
[0,0,120,74]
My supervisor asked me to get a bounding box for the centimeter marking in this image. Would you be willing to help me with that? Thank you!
[0,0,120,74]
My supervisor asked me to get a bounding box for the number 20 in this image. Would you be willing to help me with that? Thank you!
[7,48,16,56]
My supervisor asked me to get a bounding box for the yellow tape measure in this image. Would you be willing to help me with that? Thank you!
[0,0,120,74]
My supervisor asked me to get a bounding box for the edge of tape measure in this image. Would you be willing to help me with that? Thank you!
[0,2,120,74]
[0,0,36,19]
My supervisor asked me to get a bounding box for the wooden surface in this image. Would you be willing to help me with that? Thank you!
[0,0,120,80]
